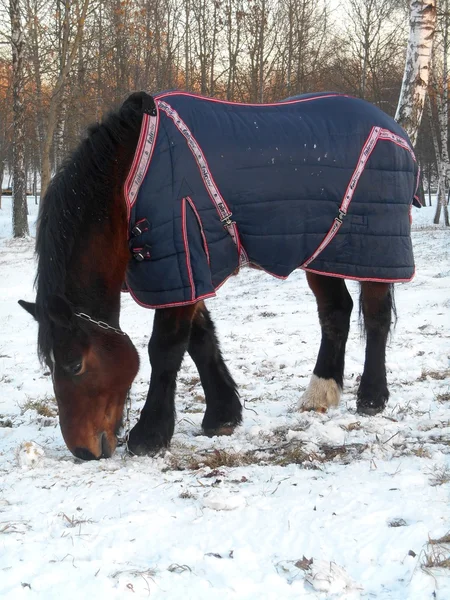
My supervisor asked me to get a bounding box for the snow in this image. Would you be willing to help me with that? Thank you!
[0,196,449,599]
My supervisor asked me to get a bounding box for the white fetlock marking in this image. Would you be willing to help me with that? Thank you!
[298,374,341,412]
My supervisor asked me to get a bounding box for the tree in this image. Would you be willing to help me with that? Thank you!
[395,0,437,146]
[9,0,29,237]
[39,0,90,199]
[431,0,449,225]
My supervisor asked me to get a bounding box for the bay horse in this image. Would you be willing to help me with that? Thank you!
[19,91,418,460]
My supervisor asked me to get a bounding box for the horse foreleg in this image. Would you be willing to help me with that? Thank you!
[299,272,353,412]
[357,282,392,415]
[188,302,242,435]
[128,305,196,456]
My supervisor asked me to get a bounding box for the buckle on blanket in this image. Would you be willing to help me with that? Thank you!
[335,209,347,224]
[131,219,149,237]
[132,244,151,261]
[221,214,234,228]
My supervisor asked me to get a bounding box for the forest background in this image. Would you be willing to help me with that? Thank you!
[0,0,448,220]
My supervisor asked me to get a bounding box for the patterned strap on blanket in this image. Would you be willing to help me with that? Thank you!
[158,100,249,268]
[302,126,417,269]
[124,112,159,220]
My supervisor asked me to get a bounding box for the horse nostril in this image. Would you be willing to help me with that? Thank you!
[100,432,112,459]
[73,447,99,461]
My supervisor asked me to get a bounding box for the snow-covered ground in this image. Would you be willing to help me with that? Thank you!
[0,197,449,599]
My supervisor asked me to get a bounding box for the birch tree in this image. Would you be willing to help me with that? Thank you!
[9,0,29,237]
[432,0,449,225]
[395,0,436,145]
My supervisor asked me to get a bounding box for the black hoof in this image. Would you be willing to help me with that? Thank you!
[356,403,385,416]
[127,420,173,456]
[201,396,242,434]
[357,383,388,416]
[202,424,238,437]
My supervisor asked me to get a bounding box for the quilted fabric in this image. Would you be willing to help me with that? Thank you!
[125,91,418,309]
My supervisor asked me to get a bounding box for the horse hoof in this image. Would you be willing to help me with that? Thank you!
[356,388,388,416]
[202,424,237,437]
[127,438,168,457]
[298,374,341,412]
[356,403,385,416]
[201,400,242,433]
[127,423,171,456]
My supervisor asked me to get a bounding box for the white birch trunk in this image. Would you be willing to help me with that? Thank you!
[395,0,436,146]
[9,0,29,237]
[433,0,450,226]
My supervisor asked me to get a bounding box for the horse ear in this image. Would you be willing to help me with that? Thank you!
[123,91,155,115]
[47,295,73,328]
[18,300,37,320]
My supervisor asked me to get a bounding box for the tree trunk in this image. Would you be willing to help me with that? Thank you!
[0,161,4,210]
[26,0,45,171]
[40,0,90,199]
[9,0,29,237]
[395,0,436,146]
[433,0,449,225]
[427,161,432,206]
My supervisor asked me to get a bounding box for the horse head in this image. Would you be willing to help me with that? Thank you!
[18,93,150,459]
[19,296,139,459]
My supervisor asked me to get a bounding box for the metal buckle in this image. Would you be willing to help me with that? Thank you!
[131,219,149,237]
[221,215,234,228]
[132,244,151,261]
[335,209,347,224]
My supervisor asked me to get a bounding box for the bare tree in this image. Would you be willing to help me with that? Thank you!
[191,0,220,95]
[1,0,441,216]
[9,0,29,237]
[40,0,90,199]
[278,0,331,97]
[243,0,281,102]
[224,0,244,100]
[344,0,405,102]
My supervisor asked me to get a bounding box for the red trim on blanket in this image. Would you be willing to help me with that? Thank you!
[302,126,381,268]
[154,91,347,107]
[302,126,417,269]
[125,257,415,310]
[126,262,247,309]
[186,196,211,266]
[124,98,417,310]
[124,114,148,207]
[302,266,415,284]
[182,198,196,301]
[126,287,218,310]
[378,128,417,161]
[158,99,248,267]
[124,110,159,221]
[414,165,421,204]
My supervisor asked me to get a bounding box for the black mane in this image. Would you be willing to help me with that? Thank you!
[35,93,147,363]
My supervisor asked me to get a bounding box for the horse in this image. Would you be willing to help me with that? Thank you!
[19,90,419,460]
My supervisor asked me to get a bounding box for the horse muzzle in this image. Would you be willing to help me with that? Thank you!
[72,431,117,460]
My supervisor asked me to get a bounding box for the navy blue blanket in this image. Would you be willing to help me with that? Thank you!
[124,92,418,308]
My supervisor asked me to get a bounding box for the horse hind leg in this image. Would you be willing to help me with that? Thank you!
[187,302,242,435]
[357,282,392,415]
[299,273,353,412]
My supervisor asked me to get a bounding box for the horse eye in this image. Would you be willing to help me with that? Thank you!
[67,362,83,376]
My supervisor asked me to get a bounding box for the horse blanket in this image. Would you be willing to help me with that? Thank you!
[124,91,419,309]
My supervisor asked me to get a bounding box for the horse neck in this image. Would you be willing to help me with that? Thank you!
[66,133,139,326]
